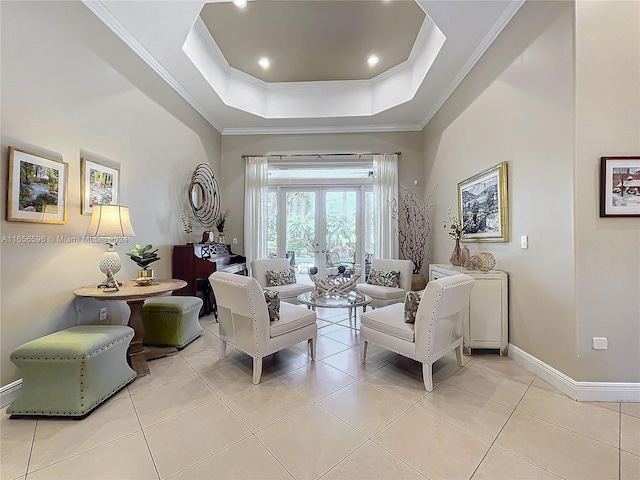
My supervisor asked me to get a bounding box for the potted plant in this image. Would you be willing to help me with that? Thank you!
[215,210,230,244]
[391,188,435,290]
[126,244,161,281]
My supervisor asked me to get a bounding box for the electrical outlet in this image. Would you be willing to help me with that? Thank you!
[99,308,108,322]
[592,337,608,350]
[520,235,528,249]
[233,237,238,245]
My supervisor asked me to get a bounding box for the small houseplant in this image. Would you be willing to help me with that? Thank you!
[126,244,161,280]
[215,210,230,244]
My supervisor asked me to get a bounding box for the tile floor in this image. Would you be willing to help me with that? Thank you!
[1,306,639,480]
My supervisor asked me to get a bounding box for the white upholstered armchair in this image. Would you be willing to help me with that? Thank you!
[209,272,317,384]
[356,259,413,309]
[360,274,474,391]
[251,258,313,304]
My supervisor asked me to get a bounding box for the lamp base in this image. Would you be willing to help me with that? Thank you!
[98,249,122,290]
[97,277,123,289]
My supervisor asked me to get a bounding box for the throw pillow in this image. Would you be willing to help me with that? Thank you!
[264,290,280,321]
[404,290,424,324]
[367,269,401,288]
[265,267,296,287]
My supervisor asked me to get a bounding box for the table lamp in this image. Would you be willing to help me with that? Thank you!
[86,205,136,288]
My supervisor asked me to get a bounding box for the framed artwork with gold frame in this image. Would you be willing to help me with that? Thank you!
[81,157,120,215]
[7,147,68,224]
[457,161,509,243]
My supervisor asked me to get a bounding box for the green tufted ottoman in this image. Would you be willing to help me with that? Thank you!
[142,296,203,349]
[8,325,136,417]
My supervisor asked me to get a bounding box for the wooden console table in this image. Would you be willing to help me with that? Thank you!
[73,279,187,378]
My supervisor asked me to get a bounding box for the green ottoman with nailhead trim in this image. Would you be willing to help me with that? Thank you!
[7,325,136,417]
[141,296,203,349]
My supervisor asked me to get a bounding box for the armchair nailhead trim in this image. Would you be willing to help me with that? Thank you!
[212,276,261,354]
[12,333,134,362]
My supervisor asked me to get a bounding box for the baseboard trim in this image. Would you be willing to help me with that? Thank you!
[509,344,640,402]
[0,379,22,408]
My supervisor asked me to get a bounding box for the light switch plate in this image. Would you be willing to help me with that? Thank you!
[520,235,528,249]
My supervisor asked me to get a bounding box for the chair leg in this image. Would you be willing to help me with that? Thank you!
[422,362,434,392]
[308,337,317,361]
[455,345,464,367]
[360,340,368,364]
[252,357,263,384]
[219,339,227,360]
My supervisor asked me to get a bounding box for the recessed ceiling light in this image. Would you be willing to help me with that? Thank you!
[258,57,270,69]
[232,0,247,8]
[367,55,379,67]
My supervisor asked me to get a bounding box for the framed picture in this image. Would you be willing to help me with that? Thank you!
[457,161,509,242]
[81,157,120,215]
[7,147,68,224]
[600,156,640,217]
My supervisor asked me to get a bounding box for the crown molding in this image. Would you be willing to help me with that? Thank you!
[222,123,423,136]
[420,0,525,129]
[81,0,223,132]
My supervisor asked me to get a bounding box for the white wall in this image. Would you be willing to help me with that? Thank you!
[0,1,222,386]
[220,131,425,258]
[424,0,640,382]
[573,0,640,382]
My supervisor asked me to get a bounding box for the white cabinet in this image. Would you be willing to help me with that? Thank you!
[428,264,508,355]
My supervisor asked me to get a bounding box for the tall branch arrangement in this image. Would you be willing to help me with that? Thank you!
[391,187,436,274]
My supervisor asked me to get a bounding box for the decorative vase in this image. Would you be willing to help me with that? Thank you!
[217,232,226,244]
[137,269,154,279]
[461,245,470,266]
[449,239,465,266]
[411,273,427,291]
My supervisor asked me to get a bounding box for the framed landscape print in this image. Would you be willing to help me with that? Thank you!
[457,161,509,242]
[600,156,640,217]
[81,157,120,215]
[7,147,68,224]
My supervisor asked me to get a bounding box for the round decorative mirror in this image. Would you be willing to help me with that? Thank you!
[188,163,220,228]
[190,183,204,210]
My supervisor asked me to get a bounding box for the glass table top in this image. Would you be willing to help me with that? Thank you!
[297,291,372,309]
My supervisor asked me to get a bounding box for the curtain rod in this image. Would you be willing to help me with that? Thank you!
[241,151,401,159]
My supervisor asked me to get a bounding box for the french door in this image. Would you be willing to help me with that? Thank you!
[269,186,371,278]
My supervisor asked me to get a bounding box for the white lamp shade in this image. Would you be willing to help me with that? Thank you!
[86,205,136,238]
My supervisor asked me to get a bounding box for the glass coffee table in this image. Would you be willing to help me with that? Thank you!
[297,291,372,320]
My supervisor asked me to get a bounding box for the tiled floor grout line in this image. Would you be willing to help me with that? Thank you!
[251,432,296,480]
[23,416,38,479]
[513,408,623,450]
[366,436,430,479]
[23,431,149,480]
[619,408,622,480]
[137,421,162,480]
[466,379,533,480]
[483,379,594,480]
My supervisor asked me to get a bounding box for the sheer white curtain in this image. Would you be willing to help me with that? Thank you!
[372,154,399,259]
[244,156,268,273]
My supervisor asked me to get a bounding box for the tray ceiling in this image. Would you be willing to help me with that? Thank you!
[82,0,524,135]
